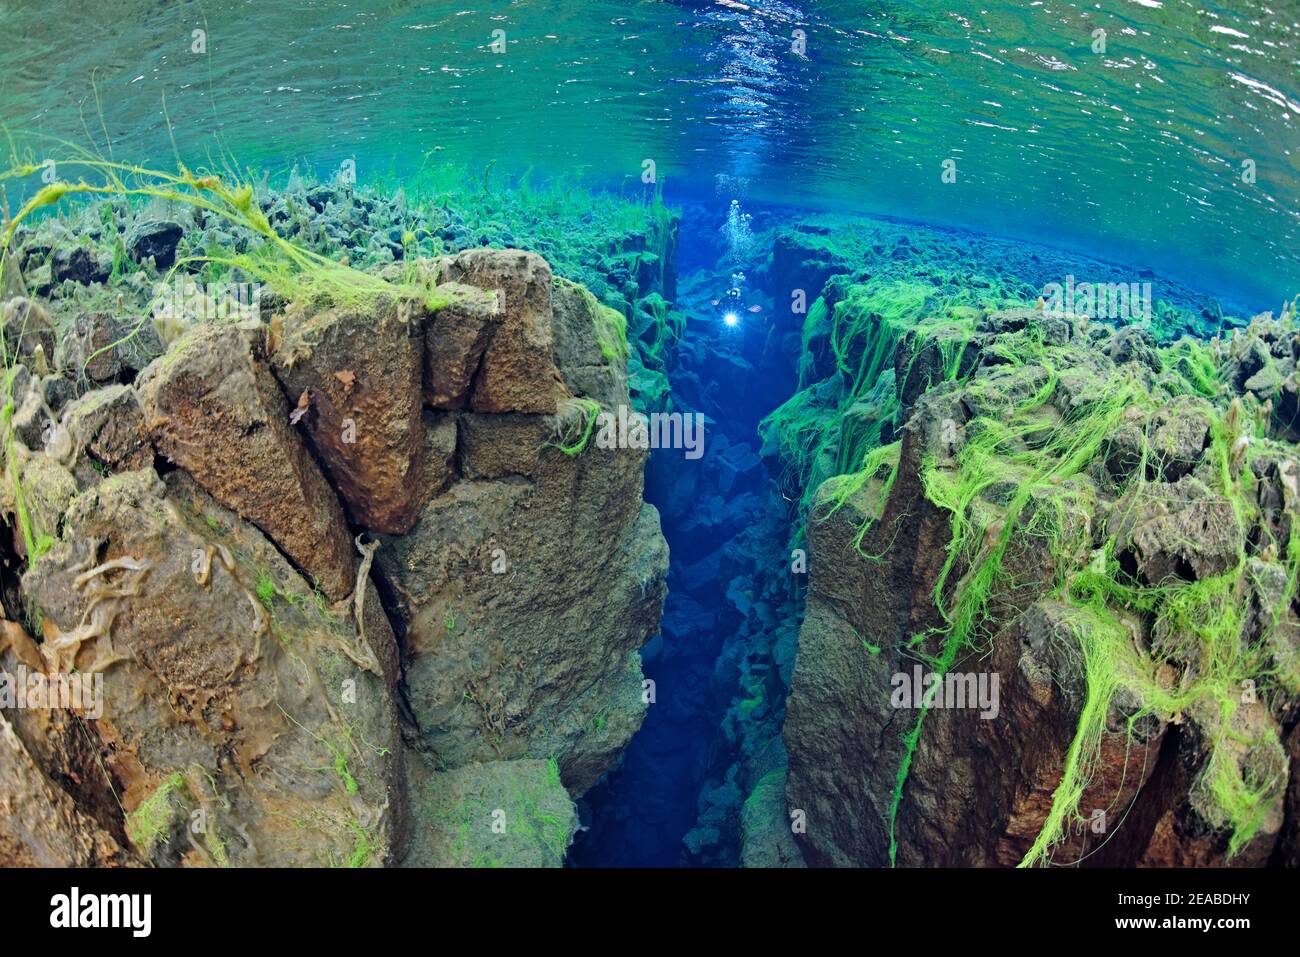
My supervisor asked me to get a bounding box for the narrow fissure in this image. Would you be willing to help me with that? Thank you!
[572,201,804,866]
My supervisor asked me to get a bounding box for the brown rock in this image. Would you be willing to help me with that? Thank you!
[62,385,152,474]
[136,322,354,599]
[437,249,567,413]
[0,623,128,867]
[21,470,406,866]
[457,413,548,480]
[271,296,425,534]
[57,312,121,383]
[423,282,500,409]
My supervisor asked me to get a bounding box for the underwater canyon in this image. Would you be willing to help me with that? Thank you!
[0,0,1298,877]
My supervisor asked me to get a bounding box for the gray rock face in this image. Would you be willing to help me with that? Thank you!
[402,754,576,867]
[377,460,666,795]
[21,470,405,867]
[375,400,666,797]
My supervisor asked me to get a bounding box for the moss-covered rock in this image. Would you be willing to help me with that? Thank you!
[403,755,575,867]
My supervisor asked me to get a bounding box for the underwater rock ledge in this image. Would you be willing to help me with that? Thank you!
[0,186,668,867]
[779,299,1300,868]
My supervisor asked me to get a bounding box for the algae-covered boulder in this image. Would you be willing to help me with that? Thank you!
[402,754,576,867]
[1105,475,1242,585]
[739,768,804,868]
[137,322,356,598]
[550,277,627,408]
[20,469,405,867]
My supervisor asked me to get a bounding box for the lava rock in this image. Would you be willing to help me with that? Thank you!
[423,281,500,409]
[125,221,184,270]
[137,322,355,598]
[437,248,568,414]
[50,245,110,285]
[270,295,426,535]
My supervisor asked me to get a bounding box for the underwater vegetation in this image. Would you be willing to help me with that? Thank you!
[780,283,1300,867]
[3,145,1300,870]
[2,139,1299,873]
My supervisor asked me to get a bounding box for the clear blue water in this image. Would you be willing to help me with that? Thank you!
[1,0,1297,306]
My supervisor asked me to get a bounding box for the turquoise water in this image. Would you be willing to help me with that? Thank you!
[1,0,1297,306]
[0,0,1297,873]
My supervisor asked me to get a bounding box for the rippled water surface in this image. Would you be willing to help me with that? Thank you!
[1,0,1297,303]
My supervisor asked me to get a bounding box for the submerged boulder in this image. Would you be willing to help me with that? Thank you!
[1,296,56,369]
[137,322,355,599]
[436,248,568,414]
[125,220,184,270]
[50,245,110,286]
[270,295,426,534]
[61,384,153,477]
[422,281,500,410]
[402,754,576,867]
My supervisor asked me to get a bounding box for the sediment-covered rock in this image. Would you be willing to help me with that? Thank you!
[20,469,405,867]
[402,754,576,867]
[375,286,667,795]
[61,384,153,477]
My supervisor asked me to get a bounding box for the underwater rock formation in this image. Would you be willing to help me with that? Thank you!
[781,299,1299,867]
[372,257,667,796]
[0,188,669,867]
